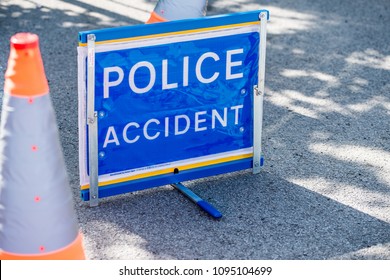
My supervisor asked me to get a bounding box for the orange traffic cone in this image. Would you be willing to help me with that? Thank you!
[0,33,85,260]
[147,0,208,23]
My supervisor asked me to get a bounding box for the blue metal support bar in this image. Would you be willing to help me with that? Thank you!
[171,182,222,219]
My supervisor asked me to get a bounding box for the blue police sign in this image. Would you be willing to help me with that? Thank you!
[78,10,269,201]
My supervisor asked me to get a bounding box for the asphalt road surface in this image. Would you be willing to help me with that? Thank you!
[1,0,389,259]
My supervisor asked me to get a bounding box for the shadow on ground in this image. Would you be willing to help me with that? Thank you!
[79,170,390,259]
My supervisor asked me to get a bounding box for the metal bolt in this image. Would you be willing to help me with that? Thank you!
[98,151,105,159]
[254,85,263,96]
[241,88,246,95]
[254,162,260,167]
[87,34,96,41]
[99,111,105,118]
[239,127,245,133]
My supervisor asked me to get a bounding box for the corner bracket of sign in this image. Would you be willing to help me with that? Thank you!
[87,33,99,207]
[258,10,270,21]
[171,182,222,219]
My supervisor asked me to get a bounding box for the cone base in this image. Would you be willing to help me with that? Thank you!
[0,233,86,260]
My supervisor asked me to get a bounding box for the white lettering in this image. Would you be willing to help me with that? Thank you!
[103,48,246,96]
[230,105,244,125]
[165,117,169,137]
[212,108,227,128]
[175,115,190,135]
[143,119,160,140]
[102,105,244,147]
[103,126,120,148]
[129,61,156,94]
[104,66,124,99]
[195,111,207,132]
[162,59,178,90]
[123,122,140,144]
[226,49,244,80]
[196,52,220,84]
[183,56,189,87]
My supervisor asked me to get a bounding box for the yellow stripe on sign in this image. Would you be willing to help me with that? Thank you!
[80,153,253,190]
[78,21,259,47]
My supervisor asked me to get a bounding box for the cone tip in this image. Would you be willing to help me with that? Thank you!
[146,11,166,24]
[10,33,39,50]
[5,32,49,97]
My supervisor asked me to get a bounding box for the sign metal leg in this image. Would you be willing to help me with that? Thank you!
[253,11,268,174]
[171,182,222,219]
[87,33,99,207]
